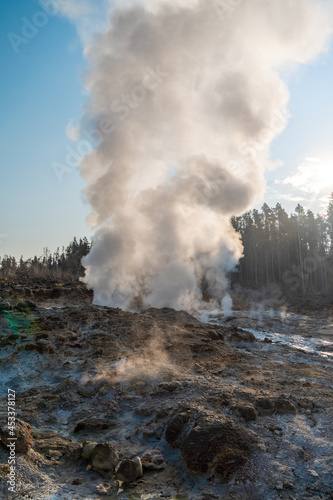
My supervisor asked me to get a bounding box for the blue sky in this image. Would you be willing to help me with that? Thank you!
[1,0,333,259]
[0,0,90,259]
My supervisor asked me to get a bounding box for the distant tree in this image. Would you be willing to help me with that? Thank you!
[0,237,91,281]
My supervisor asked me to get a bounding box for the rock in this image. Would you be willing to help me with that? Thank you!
[74,417,115,433]
[72,478,83,485]
[115,457,143,483]
[34,433,72,457]
[141,449,166,470]
[25,299,36,308]
[166,408,255,476]
[255,397,275,416]
[237,405,257,422]
[65,442,82,458]
[0,302,12,312]
[48,450,62,460]
[229,330,256,342]
[135,405,154,418]
[82,441,98,460]
[165,409,191,447]
[214,449,248,478]
[274,398,297,414]
[91,443,119,471]
[77,385,97,398]
[308,469,320,478]
[0,420,33,454]
[95,482,116,495]
[157,381,181,393]
[14,302,29,312]
[141,422,160,439]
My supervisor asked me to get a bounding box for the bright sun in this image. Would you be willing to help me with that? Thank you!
[279,157,333,195]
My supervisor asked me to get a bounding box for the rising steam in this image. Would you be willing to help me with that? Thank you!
[64,0,331,310]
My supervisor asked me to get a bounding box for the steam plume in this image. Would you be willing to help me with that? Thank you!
[66,0,331,310]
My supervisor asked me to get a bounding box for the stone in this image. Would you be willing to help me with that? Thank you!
[237,405,257,422]
[34,433,72,457]
[91,443,119,471]
[0,420,33,454]
[215,449,248,478]
[65,442,82,457]
[229,330,256,342]
[165,410,191,447]
[308,469,320,478]
[255,397,275,416]
[157,381,181,393]
[25,299,36,308]
[115,457,143,483]
[135,405,154,417]
[95,482,116,495]
[166,409,254,476]
[82,441,98,460]
[72,478,83,485]
[77,385,97,398]
[141,449,166,470]
[14,302,29,312]
[274,398,297,414]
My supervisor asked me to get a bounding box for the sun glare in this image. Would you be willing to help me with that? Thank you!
[279,157,333,195]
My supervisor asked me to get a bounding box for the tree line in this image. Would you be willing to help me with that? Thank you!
[231,194,333,296]
[0,237,90,281]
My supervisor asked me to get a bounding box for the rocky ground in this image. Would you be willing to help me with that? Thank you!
[0,284,333,499]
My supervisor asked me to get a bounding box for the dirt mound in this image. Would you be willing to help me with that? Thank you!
[144,307,202,326]
[166,407,258,476]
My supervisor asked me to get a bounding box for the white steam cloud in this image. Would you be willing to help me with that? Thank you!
[62,0,331,310]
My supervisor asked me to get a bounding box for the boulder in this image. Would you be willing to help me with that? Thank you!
[255,397,275,416]
[157,381,181,393]
[0,420,33,454]
[91,443,119,471]
[165,408,256,477]
[115,457,143,483]
[274,398,297,415]
[82,441,98,460]
[229,330,256,342]
[237,405,257,422]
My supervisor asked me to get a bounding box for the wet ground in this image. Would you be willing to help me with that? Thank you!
[203,310,333,359]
